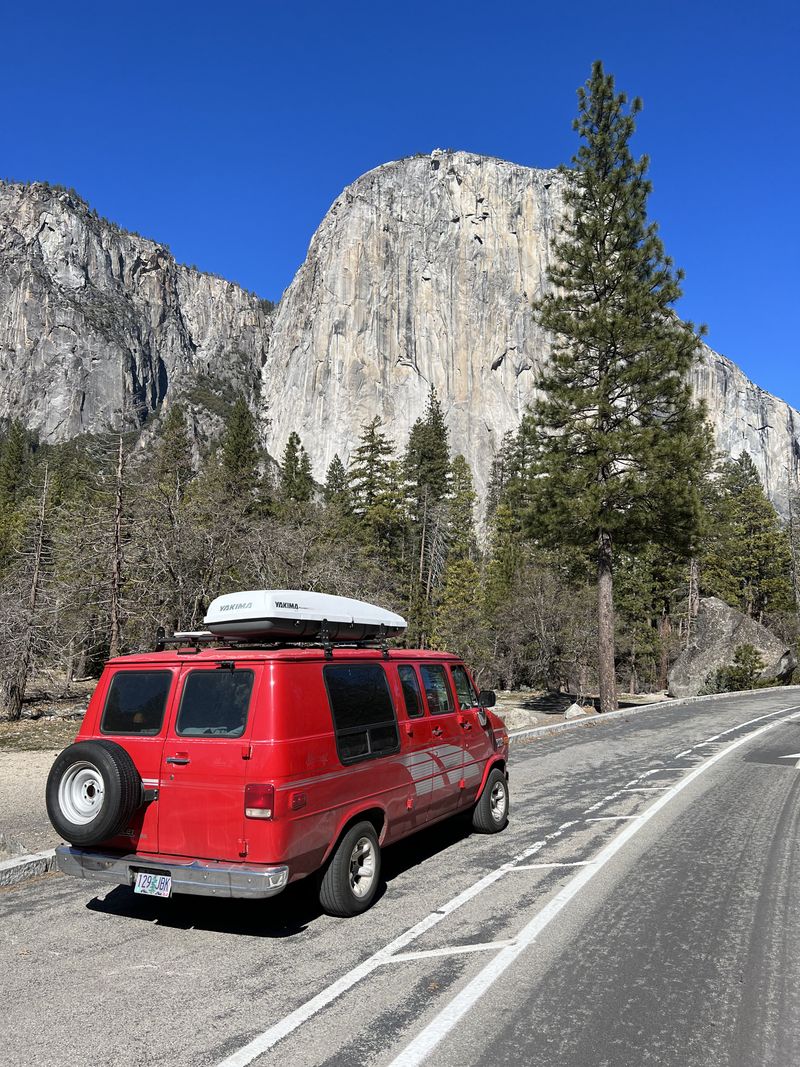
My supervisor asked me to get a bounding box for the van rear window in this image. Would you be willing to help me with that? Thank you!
[101,671,172,735]
[176,670,254,737]
[324,664,399,764]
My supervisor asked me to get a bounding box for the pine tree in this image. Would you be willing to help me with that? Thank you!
[446,455,478,560]
[701,452,794,619]
[0,420,29,510]
[221,397,260,496]
[530,61,710,712]
[485,431,515,524]
[324,454,349,504]
[403,386,450,523]
[279,432,314,504]
[155,405,194,505]
[348,417,404,550]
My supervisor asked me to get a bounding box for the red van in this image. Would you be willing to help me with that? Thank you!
[47,593,509,917]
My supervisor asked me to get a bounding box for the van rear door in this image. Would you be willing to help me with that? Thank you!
[94,666,178,853]
[157,664,259,862]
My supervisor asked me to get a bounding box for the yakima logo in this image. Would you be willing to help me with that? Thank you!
[275,600,299,609]
[219,601,253,612]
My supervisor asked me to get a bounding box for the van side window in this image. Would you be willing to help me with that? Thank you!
[324,664,400,763]
[176,670,254,738]
[101,671,172,735]
[450,665,478,710]
[398,665,424,718]
[419,664,453,715]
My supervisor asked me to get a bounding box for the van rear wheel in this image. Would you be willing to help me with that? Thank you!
[319,821,381,917]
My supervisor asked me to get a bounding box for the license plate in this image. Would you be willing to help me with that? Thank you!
[134,871,172,897]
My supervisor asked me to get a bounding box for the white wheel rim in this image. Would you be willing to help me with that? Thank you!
[348,836,377,899]
[58,762,105,825]
[490,780,507,822]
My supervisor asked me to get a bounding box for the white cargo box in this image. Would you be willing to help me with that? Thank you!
[203,590,407,642]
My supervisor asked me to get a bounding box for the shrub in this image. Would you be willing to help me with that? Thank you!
[702,644,766,694]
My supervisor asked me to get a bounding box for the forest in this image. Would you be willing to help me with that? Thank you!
[0,386,797,721]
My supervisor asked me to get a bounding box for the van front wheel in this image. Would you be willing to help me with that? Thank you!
[319,821,381,917]
[472,768,509,833]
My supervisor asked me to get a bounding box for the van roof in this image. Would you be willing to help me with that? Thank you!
[105,647,462,667]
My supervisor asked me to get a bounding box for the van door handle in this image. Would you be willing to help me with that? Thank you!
[166,755,190,765]
[431,727,443,737]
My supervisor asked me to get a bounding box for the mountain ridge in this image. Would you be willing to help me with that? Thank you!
[0,154,797,513]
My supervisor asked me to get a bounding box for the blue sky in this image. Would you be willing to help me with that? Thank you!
[3,0,798,407]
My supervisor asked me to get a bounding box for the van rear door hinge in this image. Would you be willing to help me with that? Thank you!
[238,838,249,858]
[241,744,253,760]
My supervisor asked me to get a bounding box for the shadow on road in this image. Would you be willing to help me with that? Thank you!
[84,815,473,938]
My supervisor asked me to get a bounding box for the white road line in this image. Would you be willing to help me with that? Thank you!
[386,708,800,1067]
[385,941,516,963]
[585,815,638,822]
[216,703,800,1067]
[623,786,669,792]
[505,862,591,871]
[674,749,693,759]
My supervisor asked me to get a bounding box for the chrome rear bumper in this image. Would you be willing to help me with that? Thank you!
[55,845,289,899]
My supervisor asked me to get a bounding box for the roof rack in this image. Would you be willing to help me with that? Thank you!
[153,623,393,659]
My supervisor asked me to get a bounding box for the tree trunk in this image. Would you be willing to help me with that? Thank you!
[597,529,617,713]
[684,557,701,649]
[5,465,49,721]
[109,436,124,659]
[658,604,672,690]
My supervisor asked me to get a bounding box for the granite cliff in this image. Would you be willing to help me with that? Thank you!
[1,155,798,512]
[0,181,271,444]
[263,151,800,510]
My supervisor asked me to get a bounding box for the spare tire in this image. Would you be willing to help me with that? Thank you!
[46,740,143,847]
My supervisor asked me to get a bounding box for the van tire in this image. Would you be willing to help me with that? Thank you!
[472,768,509,833]
[319,820,381,917]
[46,740,143,847]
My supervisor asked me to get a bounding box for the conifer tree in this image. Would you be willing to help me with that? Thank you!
[155,405,194,505]
[701,452,794,619]
[324,454,349,504]
[221,397,260,496]
[530,61,709,712]
[348,417,404,550]
[403,386,450,522]
[279,432,314,504]
[446,455,478,560]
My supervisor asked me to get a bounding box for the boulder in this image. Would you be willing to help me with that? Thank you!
[667,597,796,698]
[564,702,590,720]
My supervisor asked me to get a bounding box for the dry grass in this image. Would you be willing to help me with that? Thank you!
[0,716,81,753]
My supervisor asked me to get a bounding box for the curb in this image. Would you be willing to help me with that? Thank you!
[0,848,57,887]
[507,684,800,746]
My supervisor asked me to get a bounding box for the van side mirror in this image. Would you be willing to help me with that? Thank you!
[479,690,496,708]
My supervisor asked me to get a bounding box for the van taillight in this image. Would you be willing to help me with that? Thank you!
[245,784,275,819]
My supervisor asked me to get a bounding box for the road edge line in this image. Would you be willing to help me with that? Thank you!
[386,708,800,1066]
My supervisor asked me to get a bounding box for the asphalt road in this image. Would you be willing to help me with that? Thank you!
[3,690,800,1067]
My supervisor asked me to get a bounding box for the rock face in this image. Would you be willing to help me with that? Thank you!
[667,597,796,698]
[1,157,798,516]
[263,150,800,511]
[0,181,271,442]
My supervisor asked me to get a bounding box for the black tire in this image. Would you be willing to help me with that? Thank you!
[319,820,381,917]
[46,740,143,847]
[472,767,509,833]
